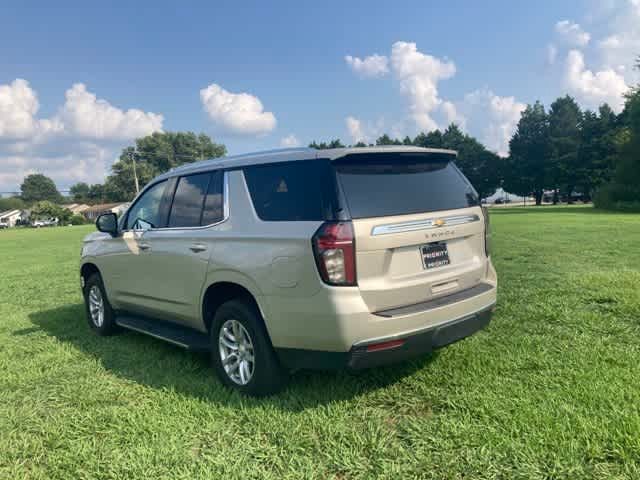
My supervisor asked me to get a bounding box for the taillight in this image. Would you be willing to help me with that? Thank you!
[482,206,491,257]
[312,221,356,286]
[366,339,404,352]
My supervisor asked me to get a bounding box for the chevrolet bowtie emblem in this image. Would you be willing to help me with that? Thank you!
[433,218,446,227]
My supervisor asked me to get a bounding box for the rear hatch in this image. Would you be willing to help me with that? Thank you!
[332,151,487,313]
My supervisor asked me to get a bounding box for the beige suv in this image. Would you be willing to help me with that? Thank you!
[81,147,497,396]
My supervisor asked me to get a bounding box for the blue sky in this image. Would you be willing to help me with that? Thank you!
[1,0,638,192]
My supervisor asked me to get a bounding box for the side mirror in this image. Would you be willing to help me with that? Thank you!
[96,212,118,237]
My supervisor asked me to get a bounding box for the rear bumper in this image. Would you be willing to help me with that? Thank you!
[276,303,494,371]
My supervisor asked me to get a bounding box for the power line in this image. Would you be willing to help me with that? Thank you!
[1,190,72,197]
[2,151,207,198]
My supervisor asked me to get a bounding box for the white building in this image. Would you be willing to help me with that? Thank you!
[0,209,23,227]
[64,203,90,215]
[83,203,130,220]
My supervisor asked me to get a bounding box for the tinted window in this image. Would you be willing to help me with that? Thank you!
[201,171,224,225]
[168,173,211,228]
[243,160,339,221]
[334,152,478,219]
[126,180,167,230]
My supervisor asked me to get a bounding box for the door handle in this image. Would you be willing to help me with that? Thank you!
[138,242,151,251]
[189,244,207,253]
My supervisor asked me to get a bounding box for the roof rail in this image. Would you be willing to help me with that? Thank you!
[168,147,316,173]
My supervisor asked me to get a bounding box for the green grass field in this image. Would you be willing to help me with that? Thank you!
[1,206,640,479]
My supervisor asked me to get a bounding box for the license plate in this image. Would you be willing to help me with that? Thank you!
[420,242,450,269]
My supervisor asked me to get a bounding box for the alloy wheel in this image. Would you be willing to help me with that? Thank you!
[218,319,255,385]
[88,285,105,328]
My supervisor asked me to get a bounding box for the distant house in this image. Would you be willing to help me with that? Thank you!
[64,203,90,215]
[0,209,23,227]
[83,203,130,220]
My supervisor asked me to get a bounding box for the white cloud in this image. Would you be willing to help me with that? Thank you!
[550,2,639,92]
[599,35,622,50]
[0,79,40,139]
[555,20,591,47]
[0,142,111,191]
[462,89,526,157]
[440,100,466,129]
[548,5,638,113]
[345,41,462,133]
[58,84,163,140]
[345,54,389,78]
[200,83,276,136]
[279,134,300,147]
[547,44,558,65]
[345,116,366,143]
[595,2,640,80]
[0,79,165,192]
[390,41,457,132]
[565,49,629,112]
[345,116,388,144]
[344,41,523,150]
[0,79,63,140]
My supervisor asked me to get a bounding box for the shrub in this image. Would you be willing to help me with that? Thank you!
[70,214,87,225]
[594,183,640,212]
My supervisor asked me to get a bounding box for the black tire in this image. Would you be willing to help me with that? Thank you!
[83,273,118,336]
[210,298,288,396]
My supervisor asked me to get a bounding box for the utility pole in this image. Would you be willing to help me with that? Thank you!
[129,149,140,195]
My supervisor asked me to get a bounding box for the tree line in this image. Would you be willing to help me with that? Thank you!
[310,64,639,210]
[68,132,226,203]
[4,59,639,212]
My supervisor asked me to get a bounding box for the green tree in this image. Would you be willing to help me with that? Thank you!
[438,125,502,199]
[413,130,444,148]
[69,182,90,202]
[579,105,619,198]
[20,174,62,204]
[87,184,105,203]
[314,124,502,199]
[105,132,226,201]
[441,124,467,151]
[104,156,157,202]
[30,201,72,222]
[0,196,25,212]
[548,95,582,202]
[309,139,346,149]
[594,60,640,210]
[133,131,225,172]
[375,134,402,145]
[505,101,551,205]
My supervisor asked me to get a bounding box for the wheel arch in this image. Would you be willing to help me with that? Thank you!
[80,262,101,284]
[201,277,270,336]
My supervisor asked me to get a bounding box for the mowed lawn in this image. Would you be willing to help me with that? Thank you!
[1,207,640,479]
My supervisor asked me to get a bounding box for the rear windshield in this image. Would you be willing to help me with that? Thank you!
[333,152,479,219]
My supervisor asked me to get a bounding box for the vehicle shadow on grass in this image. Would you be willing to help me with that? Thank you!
[26,304,435,411]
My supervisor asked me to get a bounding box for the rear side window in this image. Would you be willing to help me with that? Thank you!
[168,173,211,227]
[243,160,340,221]
[333,152,479,219]
[201,171,224,225]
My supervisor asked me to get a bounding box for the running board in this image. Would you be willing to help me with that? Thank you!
[116,315,211,352]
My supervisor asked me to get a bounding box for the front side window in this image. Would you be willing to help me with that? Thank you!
[168,173,211,228]
[126,180,168,230]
